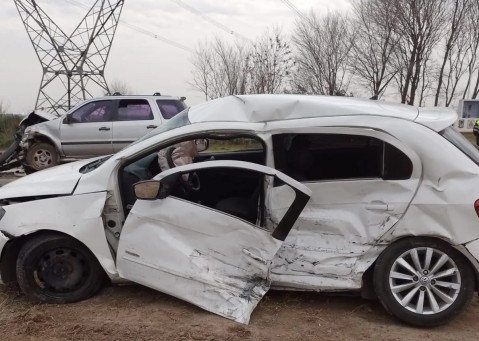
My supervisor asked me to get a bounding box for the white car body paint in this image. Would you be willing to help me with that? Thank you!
[1,94,479,323]
[117,161,311,323]
[0,192,117,278]
[0,158,98,198]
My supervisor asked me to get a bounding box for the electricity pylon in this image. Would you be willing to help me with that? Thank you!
[14,0,125,115]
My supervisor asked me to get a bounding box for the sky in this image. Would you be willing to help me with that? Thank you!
[0,0,352,114]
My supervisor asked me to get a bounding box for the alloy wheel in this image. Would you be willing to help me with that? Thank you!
[389,247,461,314]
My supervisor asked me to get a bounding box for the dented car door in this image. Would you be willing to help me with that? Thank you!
[116,161,311,324]
[268,129,423,289]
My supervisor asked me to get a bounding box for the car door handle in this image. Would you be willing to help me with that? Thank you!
[147,125,157,129]
[99,127,111,131]
[365,202,389,211]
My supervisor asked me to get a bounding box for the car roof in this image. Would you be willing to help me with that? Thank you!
[187,94,457,131]
[95,95,182,100]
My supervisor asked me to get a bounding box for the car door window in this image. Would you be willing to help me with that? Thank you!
[70,101,113,123]
[269,132,417,286]
[117,99,153,121]
[272,133,412,181]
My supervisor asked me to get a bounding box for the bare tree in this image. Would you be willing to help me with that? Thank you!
[462,0,479,99]
[350,0,399,98]
[190,38,249,100]
[440,30,470,106]
[292,12,353,95]
[433,0,471,106]
[392,0,448,105]
[247,28,294,94]
[109,80,135,95]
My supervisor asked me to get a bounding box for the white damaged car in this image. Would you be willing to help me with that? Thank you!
[1,95,479,326]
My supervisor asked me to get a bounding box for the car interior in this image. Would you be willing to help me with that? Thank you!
[119,133,266,225]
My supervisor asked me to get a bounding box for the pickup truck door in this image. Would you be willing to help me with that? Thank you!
[117,160,311,324]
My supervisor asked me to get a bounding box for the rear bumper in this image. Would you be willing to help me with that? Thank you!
[0,231,10,285]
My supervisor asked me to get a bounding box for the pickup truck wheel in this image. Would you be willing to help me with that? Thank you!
[374,238,474,327]
[25,142,59,171]
[16,234,104,304]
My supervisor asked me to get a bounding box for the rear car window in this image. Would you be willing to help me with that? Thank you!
[273,133,412,181]
[441,126,479,165]
[156,100,186,119]
[118,99,153,121]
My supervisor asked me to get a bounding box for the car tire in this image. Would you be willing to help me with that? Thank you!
[16,234,105,304]
[374,237,474,327]
[25,142,59,171]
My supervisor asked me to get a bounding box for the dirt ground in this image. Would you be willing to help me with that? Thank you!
[0,284,478,341]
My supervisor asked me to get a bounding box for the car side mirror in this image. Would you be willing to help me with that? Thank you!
[133,180,161,200]
[64,114,71,124]
[195,138,209,153]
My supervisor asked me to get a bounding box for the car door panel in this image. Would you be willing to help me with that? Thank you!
[268,129,422,290]
[61,122,113,157]
[269,179,419,281]
[112,99,162,152]
[117,161,311,324]
[61,100,114,157]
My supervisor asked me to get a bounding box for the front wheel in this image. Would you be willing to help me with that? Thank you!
[25,142,59,171]
[16,234,105,303]
[374,238,475,327]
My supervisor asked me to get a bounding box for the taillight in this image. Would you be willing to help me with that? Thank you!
[474,200,479,217]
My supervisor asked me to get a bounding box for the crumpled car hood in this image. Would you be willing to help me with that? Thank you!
[19,110,57,126]
[0,160,92,200]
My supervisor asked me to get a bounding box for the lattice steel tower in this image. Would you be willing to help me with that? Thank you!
[14,0,125,115]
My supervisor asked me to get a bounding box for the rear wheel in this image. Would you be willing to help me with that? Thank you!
[16,234,104,303]
[374,238,474,326]
[25,142,59,171]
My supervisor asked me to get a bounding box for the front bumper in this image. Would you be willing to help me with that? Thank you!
[0,231,10,285]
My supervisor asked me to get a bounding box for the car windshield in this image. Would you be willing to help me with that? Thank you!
[79,155,112,174]
[130,108,191,146]
[441,126,479,165]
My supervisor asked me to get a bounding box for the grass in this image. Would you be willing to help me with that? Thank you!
[206,138,262,152]
[463,132,476,144]
[0,115,22,149]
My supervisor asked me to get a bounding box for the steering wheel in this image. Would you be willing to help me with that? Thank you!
[181,172,201,192]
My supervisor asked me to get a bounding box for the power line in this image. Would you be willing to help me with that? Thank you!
[170,0,250,42]
[279,0,308,21]
[63,0,193,53]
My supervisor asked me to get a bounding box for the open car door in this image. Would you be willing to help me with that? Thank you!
[117,160,311,324]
